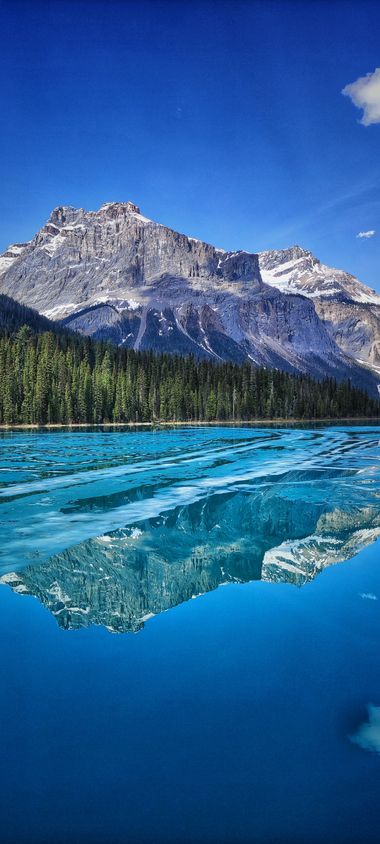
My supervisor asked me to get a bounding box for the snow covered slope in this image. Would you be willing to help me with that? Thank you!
[259,246,380,371]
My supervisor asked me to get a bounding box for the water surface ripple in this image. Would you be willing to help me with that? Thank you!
[1,425,380,631]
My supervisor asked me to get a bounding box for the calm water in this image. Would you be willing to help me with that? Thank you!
[1,425,380,843]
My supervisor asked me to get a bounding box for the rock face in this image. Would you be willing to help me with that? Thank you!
[0,202,378,391]
[259,246,380,374]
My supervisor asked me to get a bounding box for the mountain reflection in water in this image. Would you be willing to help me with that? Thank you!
[2,441,380,632]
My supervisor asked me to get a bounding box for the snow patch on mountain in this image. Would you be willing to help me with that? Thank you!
[0,241,31,275]
[259,246,380,305]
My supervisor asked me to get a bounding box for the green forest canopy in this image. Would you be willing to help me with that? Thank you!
[0,325,378,424]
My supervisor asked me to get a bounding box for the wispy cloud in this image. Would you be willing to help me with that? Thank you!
[357,230,376,239]
[265,183,380,244]
[342,68,380,126]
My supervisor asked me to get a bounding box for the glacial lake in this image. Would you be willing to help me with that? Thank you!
[1,425,380,843]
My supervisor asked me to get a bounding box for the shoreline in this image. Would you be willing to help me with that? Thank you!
[0,416,379,430]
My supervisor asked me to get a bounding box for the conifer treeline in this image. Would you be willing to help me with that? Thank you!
[0,326,378,424]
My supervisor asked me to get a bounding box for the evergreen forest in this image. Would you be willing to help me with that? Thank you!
[0,325,378,425]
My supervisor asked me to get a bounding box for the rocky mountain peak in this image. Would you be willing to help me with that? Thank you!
[259,244,380,304]
[289,245,312,258]
[46,201,145,229]
[258,244,380,373]
[48,205,83,227]
[99,201,142,217]
[259,245,315,271]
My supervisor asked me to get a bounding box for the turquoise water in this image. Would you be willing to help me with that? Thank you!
[1,425,380,843]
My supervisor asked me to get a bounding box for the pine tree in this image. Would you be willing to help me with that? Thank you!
[0,324,378,425]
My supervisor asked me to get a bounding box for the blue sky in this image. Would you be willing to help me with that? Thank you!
[1,0,379,286]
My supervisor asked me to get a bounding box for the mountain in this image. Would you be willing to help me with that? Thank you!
[0,201,378,392]
[259,246,380,374]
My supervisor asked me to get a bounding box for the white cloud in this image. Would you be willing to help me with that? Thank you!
[350,705,380,754]
[357,230,376,239]
[342,69,380,126]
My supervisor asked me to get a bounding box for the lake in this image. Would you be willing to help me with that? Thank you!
[1,424,380,843]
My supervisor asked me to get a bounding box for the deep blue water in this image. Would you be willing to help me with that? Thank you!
[1,425,380,843]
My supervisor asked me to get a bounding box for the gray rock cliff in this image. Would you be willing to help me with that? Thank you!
[0,203,377,391]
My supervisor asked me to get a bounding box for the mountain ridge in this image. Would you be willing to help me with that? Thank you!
[259,245,380,373]
[0,201,378,393]
[0,293,65,336]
